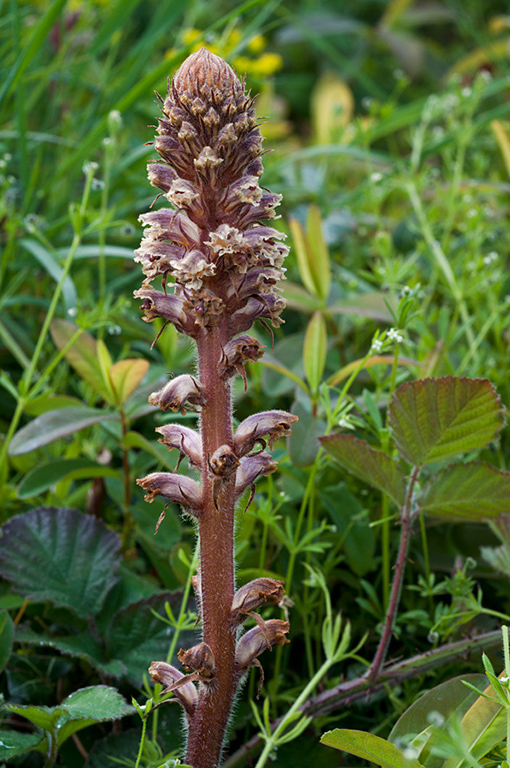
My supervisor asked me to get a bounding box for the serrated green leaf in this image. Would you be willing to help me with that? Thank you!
[17,458,120,499]
[54,686,135,745]
[303,311,327,393]
[109,359,149,405]
[320,435,406,507]
[418,463,510,520]
[50,320,115,402]
[306,205,331,302]
[389,377,503,466]
[0,729,44,760]
[0,507,120,618]
[4,702,65,732]
[8,406,118,456]
[0,611,14,673]
[321,729,424,767]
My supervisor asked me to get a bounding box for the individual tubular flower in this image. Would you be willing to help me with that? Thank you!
[235,452,278,498]
[234,410,299,457]
[235,619,290,671]
[219,334,265,390]
[148,374,206,414]
[231,578,285,624]
[156,424,202,469]
[178,643,216,683]
[136,473,202,515]
[148,661,198,719]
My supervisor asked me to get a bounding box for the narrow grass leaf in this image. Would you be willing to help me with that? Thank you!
[418,462,510,520]
[321,729,424,768]
[20,239,77,311]
[320,434,406,507]
[306,206,331,301]
[289,218,317,297]
[389,377,503,466]
[303,311,327,393]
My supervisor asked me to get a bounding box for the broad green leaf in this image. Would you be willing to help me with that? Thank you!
[303,311,327,393]
[320,435,406,507]
[50,319,114,402]
[15,625,126,678]
[0,507,120,618]
[54,686,135,746]
[389,674,487,749]
[321,729,424,768]
[5,687,134,749]
[17,458,120,499]
[0,611,14,673]
[104,594,195,685]
[24,393,83,417]
[289,218,317,297]
[418,463,510,520]
[109,359,150,405]
[306,206,331,302]
[389,377,503,466]
[4,703,65,732]
[443,676,506,768]
[0,729,44,760]
[8,406,118,455]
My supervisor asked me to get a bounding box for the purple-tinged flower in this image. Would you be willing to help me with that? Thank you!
[235,452,278,498]
[234,411,299,457]
[136,473,202,517]
[178,643,216,682]
[219,334,265,389]
[235,619,290,670]
[156,424,202,469]
[231,578,285,624]
[149,661,198,718]
[148,374,206,414]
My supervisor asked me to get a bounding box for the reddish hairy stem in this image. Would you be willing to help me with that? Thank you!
[365,465,420,683]
[185,322,237,768]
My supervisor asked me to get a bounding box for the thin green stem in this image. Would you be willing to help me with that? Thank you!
[134,711,149,768]
[503,626,510,766]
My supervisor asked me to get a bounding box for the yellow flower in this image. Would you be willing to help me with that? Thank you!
[182,28,202,46]
[247,35,266,54]
[252,52,283,77]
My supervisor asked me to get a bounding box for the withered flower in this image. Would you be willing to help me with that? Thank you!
[231,578,285,623]
[148,374,206,414]
[156,424,203,469]
[234,410,299,456]
[178,643,216,682]
[235,619,290,670]
[149,661,198,718]
[136,472,202,516]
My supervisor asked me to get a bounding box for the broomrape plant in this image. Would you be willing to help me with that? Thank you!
[134,49,296,768]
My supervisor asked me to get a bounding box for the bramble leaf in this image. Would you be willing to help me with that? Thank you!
[389,377,503,465]
[0,507,120,618]
[418,462,510,520]
[320,434,406,507]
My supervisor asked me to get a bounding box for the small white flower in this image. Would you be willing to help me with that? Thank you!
[500,675,510,683]
[91,178,105,190]
[467,208,478,218]
[82,161,99,175]
[403,747,420,760]
[370,171,383,183]
[427,710,445,727]
[401,285,412,296]
[67,307,78,317]
[387,328,404,343]
[432,126,445,139]
[338,418,350,428]
[479,70,492,83]
[371,339,383,353]
[462,86,472,98]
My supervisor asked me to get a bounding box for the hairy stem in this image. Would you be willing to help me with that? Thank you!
[365,465,420,683]
[185,322,237,768]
